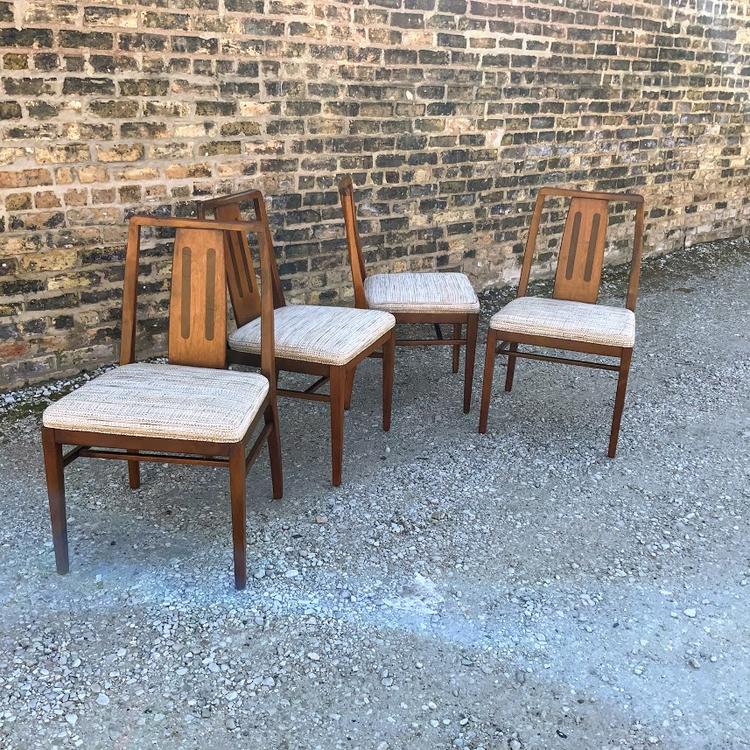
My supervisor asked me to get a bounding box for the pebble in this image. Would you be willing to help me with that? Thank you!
[96,694,110,706]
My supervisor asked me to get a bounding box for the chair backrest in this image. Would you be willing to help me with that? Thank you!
[197,190,286,327]
[120,216,276,385]
[338,176,368,309]
[517,187,645,311]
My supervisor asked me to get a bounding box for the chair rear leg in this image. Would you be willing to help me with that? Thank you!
[463,314,478,413]
[329,366,346,486]
[264,402,283,500]
[608,348,633,459]
[128,453,140,489]
[42,427,69,574]
[344,366,355,411]
[382,332,395,432]
[478,329,497,434]
[504,341,519,391]
[228,442,247,590]
[452,323,461,373]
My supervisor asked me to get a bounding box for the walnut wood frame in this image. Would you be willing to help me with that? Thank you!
[197,190,395,487]
[478,186,645,458]
[338,176,479,413]
[42,216,283,590]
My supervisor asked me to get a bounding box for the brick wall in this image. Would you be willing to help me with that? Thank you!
[1,0,749,389]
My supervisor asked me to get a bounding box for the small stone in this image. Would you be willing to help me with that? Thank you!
[314,515,328,524]
[66,713,78,726]
[688,658,701,669]
[509,740,522,750]
[683,608,697,618]
[307,652,320,661]
[96,693,109,706]
[285,569,299,578]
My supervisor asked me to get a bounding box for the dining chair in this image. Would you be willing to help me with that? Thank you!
[41,216,282,590]
[338,176,480,413]
[197,190,396,488]
[478,186,645,457]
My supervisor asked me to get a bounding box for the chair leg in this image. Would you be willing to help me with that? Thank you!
[452,323,461,374]
[504,341,519,391]
[264,402,283,500]
[463,314,478,413]
[344,366,355,411]
[478,329,497,434]
[382,332,395,432]
[329,366,346,487]
[127,453,140,489]
[42,427,69,574]
[608,348,632,459]
[228,442,247,590]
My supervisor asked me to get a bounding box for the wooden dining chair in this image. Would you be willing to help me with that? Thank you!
[197,190,396,487]
[478,186,645,457]
[338,176,480,413]
[41,216,282,590]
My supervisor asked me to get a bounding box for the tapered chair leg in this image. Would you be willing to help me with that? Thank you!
[382,332,395,432]
[463,314,479,413]
[229,442,247,590]
[608,348,632,459]
[478,329,497,434]
[264,402,283,500]
[329,366,346,486]
[504,341,519,391]
[42,427,69,574]
[345,366,355,411]
[452,323,461,374]
[128,453,140,489]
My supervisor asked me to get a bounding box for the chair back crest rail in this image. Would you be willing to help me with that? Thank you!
[517,187,645,311]
[120,215,277,386]
[337,176,368,309]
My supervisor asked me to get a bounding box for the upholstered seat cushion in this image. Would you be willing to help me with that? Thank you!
[364,272,480,314]
[42,363,269,443]
[490,296,635,348]
[229,304,395,366]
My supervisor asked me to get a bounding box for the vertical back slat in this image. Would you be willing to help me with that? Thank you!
[168,227,227,369]
[553,197,609,304]
[338,176,368,309]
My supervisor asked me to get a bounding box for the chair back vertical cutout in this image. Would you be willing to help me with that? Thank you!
[338,176,368,308]
[168,226,227,369]
[553,197,609,304]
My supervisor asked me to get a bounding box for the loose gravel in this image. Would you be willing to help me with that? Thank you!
[0,239,748,750]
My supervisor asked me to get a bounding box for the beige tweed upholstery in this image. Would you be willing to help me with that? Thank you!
[490,296,635,348]
[229,304,395,366]
[364,272,480,314]
[42,363,269,443]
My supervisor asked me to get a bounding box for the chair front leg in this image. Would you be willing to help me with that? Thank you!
[42,427,69,574]
[452,323,461,373]
[329,366,346,486]
[382,331,395,432]
[478,329,497,434]
[228,442,247,590]
[463,313,479,413]
[608,347,633,459]
[504,342,519,392]
[264,402,283,500]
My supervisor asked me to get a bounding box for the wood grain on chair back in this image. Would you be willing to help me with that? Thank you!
[517,187,645,311]
[553,197,609,304]
[198,191,285,327]
[338,176,368,309]
[168,226,227,368]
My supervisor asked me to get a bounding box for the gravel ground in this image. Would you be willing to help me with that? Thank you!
[1,239,749,750]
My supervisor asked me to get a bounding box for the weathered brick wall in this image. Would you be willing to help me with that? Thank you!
[1,0,749,389]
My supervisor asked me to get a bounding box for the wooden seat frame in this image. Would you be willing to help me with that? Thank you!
[478,187,645,458]
[338,176,479,413]
[197,190,395,487]
[42,216,283,590]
